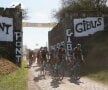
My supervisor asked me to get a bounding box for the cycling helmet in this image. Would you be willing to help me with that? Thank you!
[76,43,81,48]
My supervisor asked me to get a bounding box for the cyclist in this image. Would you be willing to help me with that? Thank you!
[40,47,48,76]
[58,45,66,63]
[27,49,34,67]
[41,47,48,62]
[72,43,84,80]
[55,45,66,80]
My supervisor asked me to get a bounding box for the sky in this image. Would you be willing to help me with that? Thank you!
[1,0,108,50]
[0,0,61,50]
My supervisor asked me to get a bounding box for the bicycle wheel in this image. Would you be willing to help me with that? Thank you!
[70,64,77,80]
[52,64,58,79]
[58,63,65,81]
[41,61,46,76]
[75,63,80,80]
[58,69,64,80]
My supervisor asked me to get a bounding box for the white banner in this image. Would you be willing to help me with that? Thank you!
[74,17,104,37]
[0,16,13,41]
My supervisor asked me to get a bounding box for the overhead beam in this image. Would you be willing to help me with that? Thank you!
[22,22,57,28]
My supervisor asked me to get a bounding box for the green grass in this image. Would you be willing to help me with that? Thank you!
[0,60,28,90]
[80,30,108,84]
[88,70,108,84]
[81,66,108,84]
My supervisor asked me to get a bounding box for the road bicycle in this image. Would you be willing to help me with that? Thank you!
[70,62,80,80]
[40,60,47,76]
[52,56,65,81]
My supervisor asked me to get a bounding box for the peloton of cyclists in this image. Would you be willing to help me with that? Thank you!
[36,44,85,80]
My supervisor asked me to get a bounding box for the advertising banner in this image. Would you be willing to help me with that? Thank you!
[0,16,13,41]
[74,17,104,37]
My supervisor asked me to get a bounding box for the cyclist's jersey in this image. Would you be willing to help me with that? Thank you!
[41,50,48,61]
[73,47,82,62]
[29,51,33,59]
[37,51,40,58]
[58,48,65,62]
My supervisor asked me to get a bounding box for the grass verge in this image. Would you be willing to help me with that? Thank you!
[81,30,108,85]
[81,66,108,85]
[0,60,28,90]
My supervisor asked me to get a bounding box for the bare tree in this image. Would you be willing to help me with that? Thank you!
[15,3,28,20]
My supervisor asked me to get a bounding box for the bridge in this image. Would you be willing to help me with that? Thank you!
[22,22,57,28]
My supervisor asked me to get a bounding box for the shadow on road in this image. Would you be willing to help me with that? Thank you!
[32,65,39,68]
[50,79,61,88]
[35,67,41,72]
[33,74,46,82]
[68,78,84,85]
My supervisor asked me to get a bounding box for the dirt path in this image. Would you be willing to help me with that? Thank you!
[27,61,108,90]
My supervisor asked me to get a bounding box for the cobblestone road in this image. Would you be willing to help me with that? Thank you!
[27,62,108,90]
